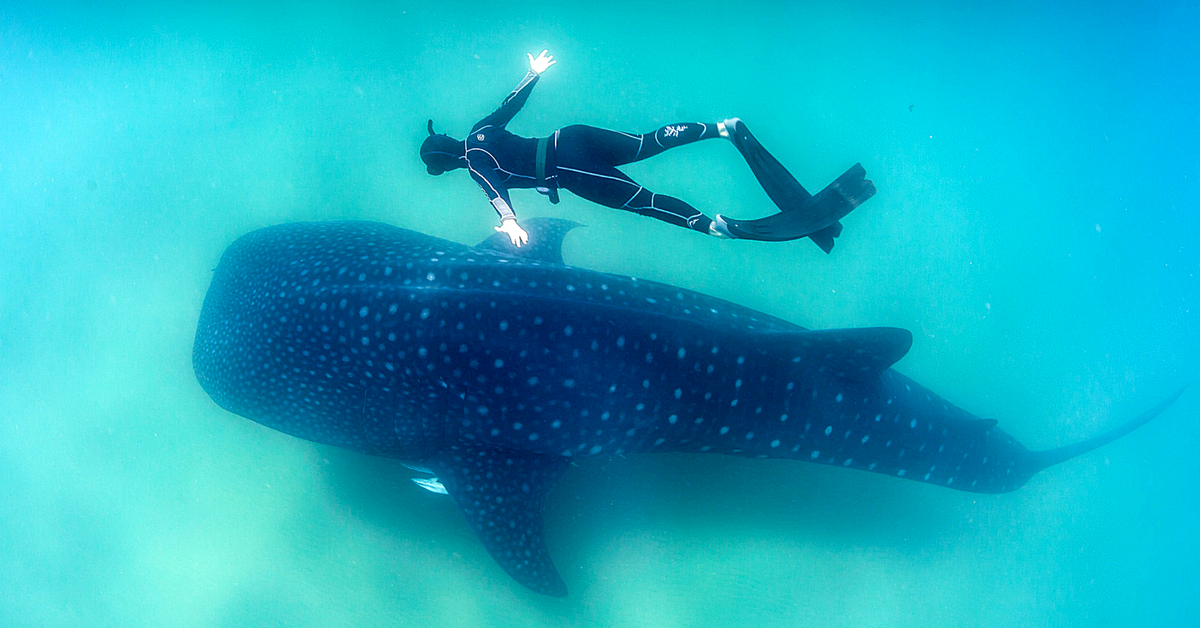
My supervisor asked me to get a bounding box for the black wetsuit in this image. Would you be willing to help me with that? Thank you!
[466,70,722,233]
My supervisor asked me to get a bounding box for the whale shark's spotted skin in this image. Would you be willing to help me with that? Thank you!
[193,218,1179,596]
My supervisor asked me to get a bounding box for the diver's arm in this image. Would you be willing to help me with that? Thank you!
[475,72,538,131]
[474,50,556,132]
[468,163,518,221]
[470,166,528,246]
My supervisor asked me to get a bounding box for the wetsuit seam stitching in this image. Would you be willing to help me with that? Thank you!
[620,187,644,209]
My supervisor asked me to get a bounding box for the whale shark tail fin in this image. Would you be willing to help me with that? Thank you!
[1029,386,1186,471]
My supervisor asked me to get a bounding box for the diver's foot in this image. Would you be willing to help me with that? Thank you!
[709,214,735,239]
[717,118,741,141]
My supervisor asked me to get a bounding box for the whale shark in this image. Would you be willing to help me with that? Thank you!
[192,218,1181,596]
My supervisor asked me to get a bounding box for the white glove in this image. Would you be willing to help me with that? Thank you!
[495,218,529,247]
[527,49,556,74]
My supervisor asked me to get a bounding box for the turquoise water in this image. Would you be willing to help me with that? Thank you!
[2,1,1197,626]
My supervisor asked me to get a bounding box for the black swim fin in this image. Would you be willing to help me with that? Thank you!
[806,221,843,254]
[722,120,876,250]
[725,119,812,208]
[721,163,875,247]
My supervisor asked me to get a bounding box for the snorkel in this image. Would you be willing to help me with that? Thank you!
[420,119,466,175]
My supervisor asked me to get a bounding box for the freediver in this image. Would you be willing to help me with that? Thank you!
[420,50,875,250]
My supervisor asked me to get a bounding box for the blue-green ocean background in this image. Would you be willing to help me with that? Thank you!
[2,1,1197,626]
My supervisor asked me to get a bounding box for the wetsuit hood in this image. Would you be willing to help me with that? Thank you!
[421,120,465,175]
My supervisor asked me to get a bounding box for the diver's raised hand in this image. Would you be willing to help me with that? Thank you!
[527,50,556,74]
[496,218,530,247]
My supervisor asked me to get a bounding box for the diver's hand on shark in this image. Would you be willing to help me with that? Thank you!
[527,50,555,74]
[496,218,529,247]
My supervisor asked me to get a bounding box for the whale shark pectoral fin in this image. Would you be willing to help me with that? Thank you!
[475,217,584,266]
[422,445,571,597]
[765,327,914,381]
[401,461,433,474]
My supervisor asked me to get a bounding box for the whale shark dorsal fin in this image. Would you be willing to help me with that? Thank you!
[421,444,571,597]
[475,217,584,266]
[765,327,914,381]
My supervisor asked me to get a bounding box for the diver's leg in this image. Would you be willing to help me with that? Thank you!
[556,160,718,235]
[562,123,724,167]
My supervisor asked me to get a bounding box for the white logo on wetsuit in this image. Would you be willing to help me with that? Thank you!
[476,133,485,141]
[663,125,688,138]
